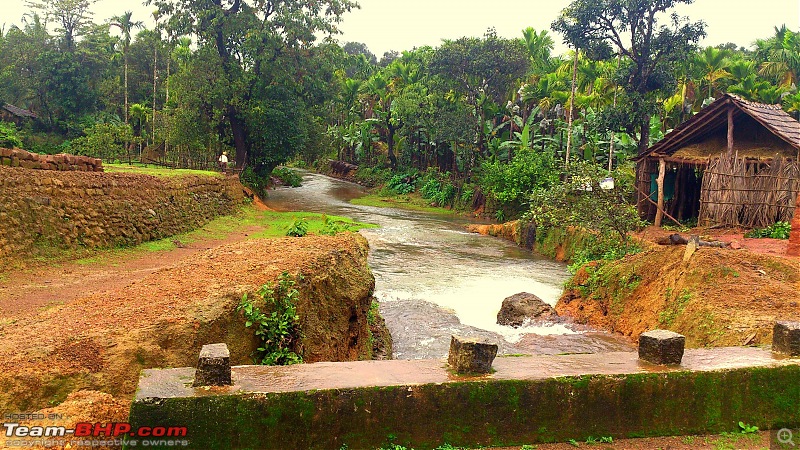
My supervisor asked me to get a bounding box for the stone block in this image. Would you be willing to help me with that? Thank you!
[448,335,498,374]
[638,329,685,365]
[773,321,800,356]
[193,343,232,387]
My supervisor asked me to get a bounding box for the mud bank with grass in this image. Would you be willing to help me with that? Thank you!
[469,220,800,347]
[0,233,388,420]
[0,165,244,266]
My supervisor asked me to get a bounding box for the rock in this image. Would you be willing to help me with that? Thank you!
[772,321,800,356]
[193,343,232,387]
[729,240,742,250]
[638,329,685,365]
[497,292,556,327]
[448,335,497,374]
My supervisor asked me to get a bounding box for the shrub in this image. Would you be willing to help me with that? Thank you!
[286,218,309,237]
[0,122,23,148]
[419,170,457,207]
[745,221,792,240]
[319,215,350,236]
[478,147,559,216]
[386,171,418,194]
[237,272,303,366]
[271,166,303,187]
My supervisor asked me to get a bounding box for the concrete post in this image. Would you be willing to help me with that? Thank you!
[773,321,800,356]
[638,330,685,365]
[193,343,232,387]
[448,336,498,374]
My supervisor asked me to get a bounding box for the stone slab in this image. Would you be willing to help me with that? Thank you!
[193,343,231,387]
[639,329,685,365]
[448,335,498,374]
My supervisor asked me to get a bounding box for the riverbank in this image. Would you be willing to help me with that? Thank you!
[468,220,800,348]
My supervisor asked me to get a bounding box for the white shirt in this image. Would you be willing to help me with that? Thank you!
[219,154,228,164]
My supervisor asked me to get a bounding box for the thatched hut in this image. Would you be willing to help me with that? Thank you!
[0,103,37,126]
[634,94,800,228]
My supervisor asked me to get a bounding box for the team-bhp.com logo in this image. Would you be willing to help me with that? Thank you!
[4,422,189,447]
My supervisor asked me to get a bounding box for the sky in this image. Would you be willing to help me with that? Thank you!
[2,0,799,57]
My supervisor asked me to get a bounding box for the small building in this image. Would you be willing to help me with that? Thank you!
[634,94,800,228]
[0,103,37,126]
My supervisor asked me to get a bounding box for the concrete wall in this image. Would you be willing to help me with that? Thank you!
[0,148,103,172]
[0,166,244,262]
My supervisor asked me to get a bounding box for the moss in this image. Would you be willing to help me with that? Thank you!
[129,365,800,449]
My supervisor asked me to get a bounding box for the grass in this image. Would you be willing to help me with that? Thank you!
[104,163,222,178]
[3,205,378,274]
[351,192,457,216]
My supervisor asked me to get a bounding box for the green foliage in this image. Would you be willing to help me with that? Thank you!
[419,171,458,207]
[271,167,303,188]
[529,161,646,242]
[0,122,23,148]
[479,148,560,216]
[386,171,418,195]
[353,166,393,187]
[241,167,268,199]
[319,215,351,236]
[659,288,692,327]
[69,122,133,161]
[286,218,309,237]
[737,421,758,434]
[237,272,303,366]
[566,236,643,273]
[745,221,792,239]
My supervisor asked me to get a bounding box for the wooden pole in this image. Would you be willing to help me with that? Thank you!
[727,105,734,155]
[655,158,667,227]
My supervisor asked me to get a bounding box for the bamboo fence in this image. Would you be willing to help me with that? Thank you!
[699,154,800,227]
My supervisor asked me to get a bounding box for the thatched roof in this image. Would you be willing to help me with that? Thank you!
[636,94,800,162]
[1,103,37,119]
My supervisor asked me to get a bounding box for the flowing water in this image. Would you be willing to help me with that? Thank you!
[264,172,634,359]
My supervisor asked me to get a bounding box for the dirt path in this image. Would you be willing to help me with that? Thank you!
[0,225,264,320]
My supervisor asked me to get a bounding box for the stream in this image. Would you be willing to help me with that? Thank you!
[264,172,634,359]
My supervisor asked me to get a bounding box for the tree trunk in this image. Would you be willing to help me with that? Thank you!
[228,105,247,169]
[638,112,651,156]
[386,120,398,170]
[655,158,666,227]
[565,49,578,167]
[124,53,129,124]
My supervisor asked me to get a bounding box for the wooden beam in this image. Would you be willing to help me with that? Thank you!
[727,105,734,155]
[655,158,667,228]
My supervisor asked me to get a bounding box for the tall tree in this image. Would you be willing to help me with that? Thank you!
[110,11,144,124]
[553,0,705,155]
[149,0,357,176]
[25,0,97,51]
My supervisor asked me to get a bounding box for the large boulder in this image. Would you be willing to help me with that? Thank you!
[497,292,556,327]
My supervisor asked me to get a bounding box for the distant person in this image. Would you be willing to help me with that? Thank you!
[218,151,228,171]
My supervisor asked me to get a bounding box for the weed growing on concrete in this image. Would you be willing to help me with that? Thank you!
[238,272,303,365]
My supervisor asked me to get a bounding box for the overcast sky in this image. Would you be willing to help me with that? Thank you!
[3,0,799,56]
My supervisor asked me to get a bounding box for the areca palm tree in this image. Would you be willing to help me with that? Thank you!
[755,26,800,88]
[696,47,731,99]
[522,27,554,73]
[110,11,143,125]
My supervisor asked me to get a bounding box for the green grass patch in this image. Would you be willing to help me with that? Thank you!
[351,192,456,216]
[104,163,222,178]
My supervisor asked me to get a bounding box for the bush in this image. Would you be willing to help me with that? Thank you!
[241,166,268,198]
[69,122,133,161]
[745,221,792,239]
[353,166,393,187]
[478,147,559,216]
[286,218,309,237]
[419,170,457,207]
[271,167,303,187]
[529,161,646,271]
[0,122,23,148]
[386,171,418,194]
[237,272,303,366]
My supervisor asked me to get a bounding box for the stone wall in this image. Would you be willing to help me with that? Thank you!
[789,193,800,256]
[0,148,103,172]
[0,166,244,262]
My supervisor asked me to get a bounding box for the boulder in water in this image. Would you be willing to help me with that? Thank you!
[497,292,556,327]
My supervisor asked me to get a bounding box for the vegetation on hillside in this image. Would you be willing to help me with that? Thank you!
[1,0,797,252]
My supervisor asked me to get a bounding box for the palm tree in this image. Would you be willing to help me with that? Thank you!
[756,26,800,88]
[110,11,143,125]
[696,47,731,99]
[522,27,554,73]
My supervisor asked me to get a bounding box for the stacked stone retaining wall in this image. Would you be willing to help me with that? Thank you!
[0,166,244,263]
[0,148,103,172]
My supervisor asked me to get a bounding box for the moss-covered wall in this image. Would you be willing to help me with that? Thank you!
[0,165,244,263]
[128,365,800,449]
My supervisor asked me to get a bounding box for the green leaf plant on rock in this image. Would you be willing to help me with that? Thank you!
[237,272,303,366]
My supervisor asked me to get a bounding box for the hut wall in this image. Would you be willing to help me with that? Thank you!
[699,154,800,228]
[636,159,658,220]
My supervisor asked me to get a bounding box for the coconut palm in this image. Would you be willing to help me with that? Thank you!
[755,26,800,88]
[109,11,143,124]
